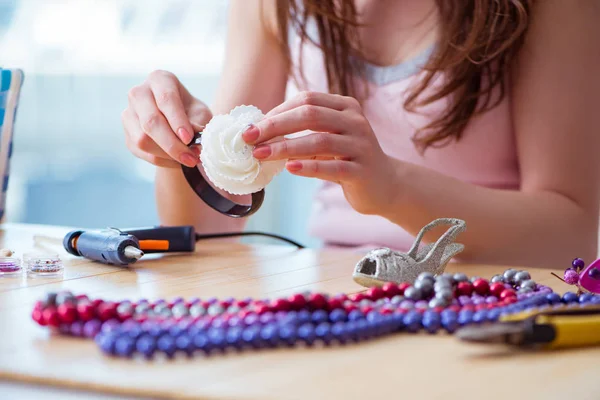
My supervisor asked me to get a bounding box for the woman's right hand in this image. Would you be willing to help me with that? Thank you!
[122,70,213,168]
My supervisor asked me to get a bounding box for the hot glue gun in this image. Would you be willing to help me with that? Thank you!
[62,226,196,266]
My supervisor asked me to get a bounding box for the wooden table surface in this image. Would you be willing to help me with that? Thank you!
[0,223,599,400]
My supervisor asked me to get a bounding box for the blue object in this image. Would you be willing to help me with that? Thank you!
[175,334,195,355]
[331,322,349,343]
[311,310,329,325]
[315,322,333,344]
[157,335,177,358]
[192,333,211,353]
[562,292,579,303]
[347,309,365,321]
[114,336,136,357]
[298,323,316,345]
[259,324,280,347]
[136,334,157,358]
[402,311,422,333]
[278,324,298,346]
[329,309,347,323]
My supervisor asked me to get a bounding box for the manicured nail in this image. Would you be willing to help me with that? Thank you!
[180,153,199,167]
[178,128,193,144]
[242,124,260,143]
[253,145,271,159]
[286,161,302,172]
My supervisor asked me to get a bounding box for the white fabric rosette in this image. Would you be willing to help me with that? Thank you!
[200,105,285,195]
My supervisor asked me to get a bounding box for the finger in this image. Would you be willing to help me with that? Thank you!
[148,71,195,144]
[266,91,359,117]
[285,159,359,183]
[124,133,181,168]
[128,85,198,167]
[253,133,356,161]
[187,102,211,133]
[247,105,352,145]
[123,108,172,159]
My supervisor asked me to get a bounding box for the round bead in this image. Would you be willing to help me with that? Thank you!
[98,302,118,322]
[514,271,531,283]
[545,292,561,304]
[171,303,189,318]
[435,288,453,301]
[588,267,600,280]
[489,282,505,297]
[500,289,517,300]
[309,293,327,310]
[311,310,329,325]
[428,297,449,309]
[115,336,136,357]
[260,324,280,347]
[96,333,117,355]
[298,323,316,345]
[572,258,585,270]
[136,334,157,358]
[456,281,473,296]
[382,282,401,297]
[175,334,195,355]
[42,307,60,328]
[503,269,518,283]
[564,269,579,285]
[288,293,307,310]
[519,279,536,290]
[518,287,533,294]
[453,273,468,283]
[57,303,77,324]
[399,300,414,309]
[189,304,207,317]
[402,311,422,333]
[562,292,579,303]
[472,279,490,296]
[366,287,384,301]
[417,272,435,283]
[490,274,504,283]
[390,295,404,305]
[70,321,84,337]
[327,298,343,311]
[315,322,333,344]
[469,276,481,283]
[278,324,298,346]
[270,298,290,312]
[404,287,422,301]
[422,316,441,334]
[329,309,348,323]
[207,328,227,351]
[413,280,433,297]
[207,304,225,316]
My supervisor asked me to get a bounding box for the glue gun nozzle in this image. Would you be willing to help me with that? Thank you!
[124,246,144,260]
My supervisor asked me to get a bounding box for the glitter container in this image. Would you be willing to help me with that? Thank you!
[24,253,63,277]
[0,257,22,277]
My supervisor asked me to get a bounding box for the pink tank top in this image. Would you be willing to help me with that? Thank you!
[286,22,520,251]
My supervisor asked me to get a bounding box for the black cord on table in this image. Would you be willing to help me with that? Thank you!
[195,231,305,249]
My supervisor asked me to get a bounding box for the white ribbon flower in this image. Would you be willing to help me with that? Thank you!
[200,105,285,195]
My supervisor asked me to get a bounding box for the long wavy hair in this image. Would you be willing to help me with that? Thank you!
[274,0,532,150]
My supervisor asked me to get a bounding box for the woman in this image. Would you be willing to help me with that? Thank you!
[121,0,600,268]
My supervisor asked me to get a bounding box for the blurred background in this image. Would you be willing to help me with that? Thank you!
[0,0,321,247]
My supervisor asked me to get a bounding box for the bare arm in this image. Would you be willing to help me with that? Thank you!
[154,0,289,233]
[386,0,600,268]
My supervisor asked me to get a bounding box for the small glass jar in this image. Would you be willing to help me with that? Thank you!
[24,253,63,277]
[0,257,22,277]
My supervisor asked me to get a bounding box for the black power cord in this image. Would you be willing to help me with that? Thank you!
[195,231,305,249]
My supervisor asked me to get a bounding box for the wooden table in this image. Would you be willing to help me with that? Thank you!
[0,223,598,400]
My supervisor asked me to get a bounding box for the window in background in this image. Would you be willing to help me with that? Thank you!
[0,0,321,247]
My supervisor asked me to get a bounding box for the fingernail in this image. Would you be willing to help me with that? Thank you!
[242,124,260,143]
[253,145,271,159]
[286,161,302,172]
[178,128,193,144]
[180,153,199,167]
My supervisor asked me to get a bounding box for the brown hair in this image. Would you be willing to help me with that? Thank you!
[275,0,532,150]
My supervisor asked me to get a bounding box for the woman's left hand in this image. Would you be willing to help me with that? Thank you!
[242,91,401,215]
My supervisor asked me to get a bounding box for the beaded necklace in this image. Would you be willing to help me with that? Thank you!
[31,268,600,360]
